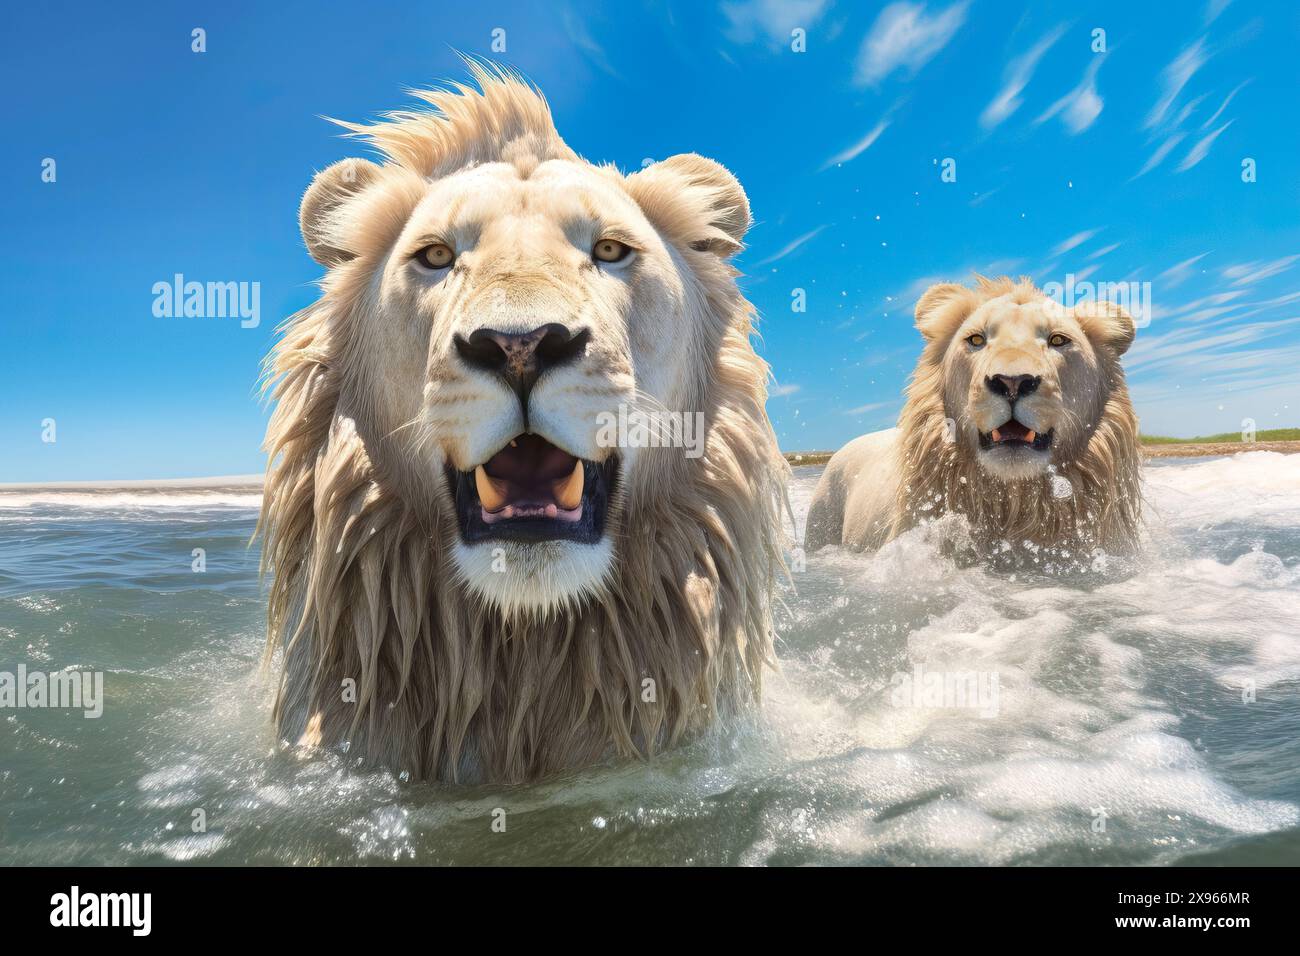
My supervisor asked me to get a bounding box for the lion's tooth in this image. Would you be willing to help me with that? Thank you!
[1025,429,1037,443]
[991,428,1002,443]
[554,460,584,511]
[475,466,508,512]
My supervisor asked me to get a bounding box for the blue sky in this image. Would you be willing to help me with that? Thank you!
[3,0,1297,481]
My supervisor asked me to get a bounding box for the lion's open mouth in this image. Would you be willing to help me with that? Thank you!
[978,420,1054,452]
[447,434,618,544]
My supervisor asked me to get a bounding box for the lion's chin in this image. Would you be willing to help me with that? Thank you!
[975,445,1053,482]
[452,538,615,617]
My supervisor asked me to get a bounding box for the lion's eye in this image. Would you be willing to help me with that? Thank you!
[593,239,631,263]
[1049,333,1071,348]
[415,243,455,270]
[966,333,986,349]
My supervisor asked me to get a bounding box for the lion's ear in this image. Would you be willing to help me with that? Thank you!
[626,153,751,257]
[1073,301,1136,357]
[300,157,383,266]
[915,282,977,342]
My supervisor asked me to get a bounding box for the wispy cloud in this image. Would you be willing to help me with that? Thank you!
[753,226,828,266]
[1127,317,1300,376]
[1130,32,1249,183]
[822,120,889,169]
[722,0,830,47]
[856,1,968,86]
[1130,354,1300,427]
[1176,119,1233,171]
[1036,56,1106,133]
[1127,271,1300,428]
[1147,289,1247,325]
[983,257,1027,275]
[1204,0,1233,26]
[1222,255,1300,286]
[1087,242,1121,260]
[1151,288,1297,328]
[1132,133,1186,179]
[1144,38,1208,131]
[1051,228,1102,256]
[1157,252,1210,288]
[1201,79,1249,129]
[1172,93,1209,128]
[843,401,894,416]
[980,25,1065,128]
[770,383,802,397]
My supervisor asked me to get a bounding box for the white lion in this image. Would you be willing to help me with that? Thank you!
[806,277,1141,561]
[258,64,788,783]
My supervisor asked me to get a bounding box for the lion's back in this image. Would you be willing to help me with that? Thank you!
[805,428,900,552]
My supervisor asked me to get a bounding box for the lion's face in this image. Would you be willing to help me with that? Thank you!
[382,160,691,613]
[299,146,750,616]
[918,283,1135,482]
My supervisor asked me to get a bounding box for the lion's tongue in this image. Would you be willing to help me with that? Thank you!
[992,420,1032,443]
[476,434,583,522]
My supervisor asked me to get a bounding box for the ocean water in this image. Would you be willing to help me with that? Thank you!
[2,452,1299,865]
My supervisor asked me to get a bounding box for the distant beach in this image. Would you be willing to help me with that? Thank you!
[5,436,1300,496]
[0,475,264,509]
[0,475,262,492]
[783,435,1300,466]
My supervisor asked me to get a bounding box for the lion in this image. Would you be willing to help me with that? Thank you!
[805,276,1141,562]
[256,64,789,784]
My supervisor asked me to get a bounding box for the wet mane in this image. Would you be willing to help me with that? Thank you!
[894,276,1142,560]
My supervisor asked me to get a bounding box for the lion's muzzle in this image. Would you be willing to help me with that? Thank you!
[446,433,619,544]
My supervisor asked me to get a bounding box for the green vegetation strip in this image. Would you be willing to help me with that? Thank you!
[1140,428,1300,445]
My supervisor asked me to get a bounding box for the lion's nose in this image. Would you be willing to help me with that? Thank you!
[986,373,1041,401]
[454,323,590,405]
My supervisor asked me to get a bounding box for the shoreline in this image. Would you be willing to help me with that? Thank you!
[0,475,263,493]
[784,441,1300,466]
[1139,440,1300,458]
[3,442,1297,492]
